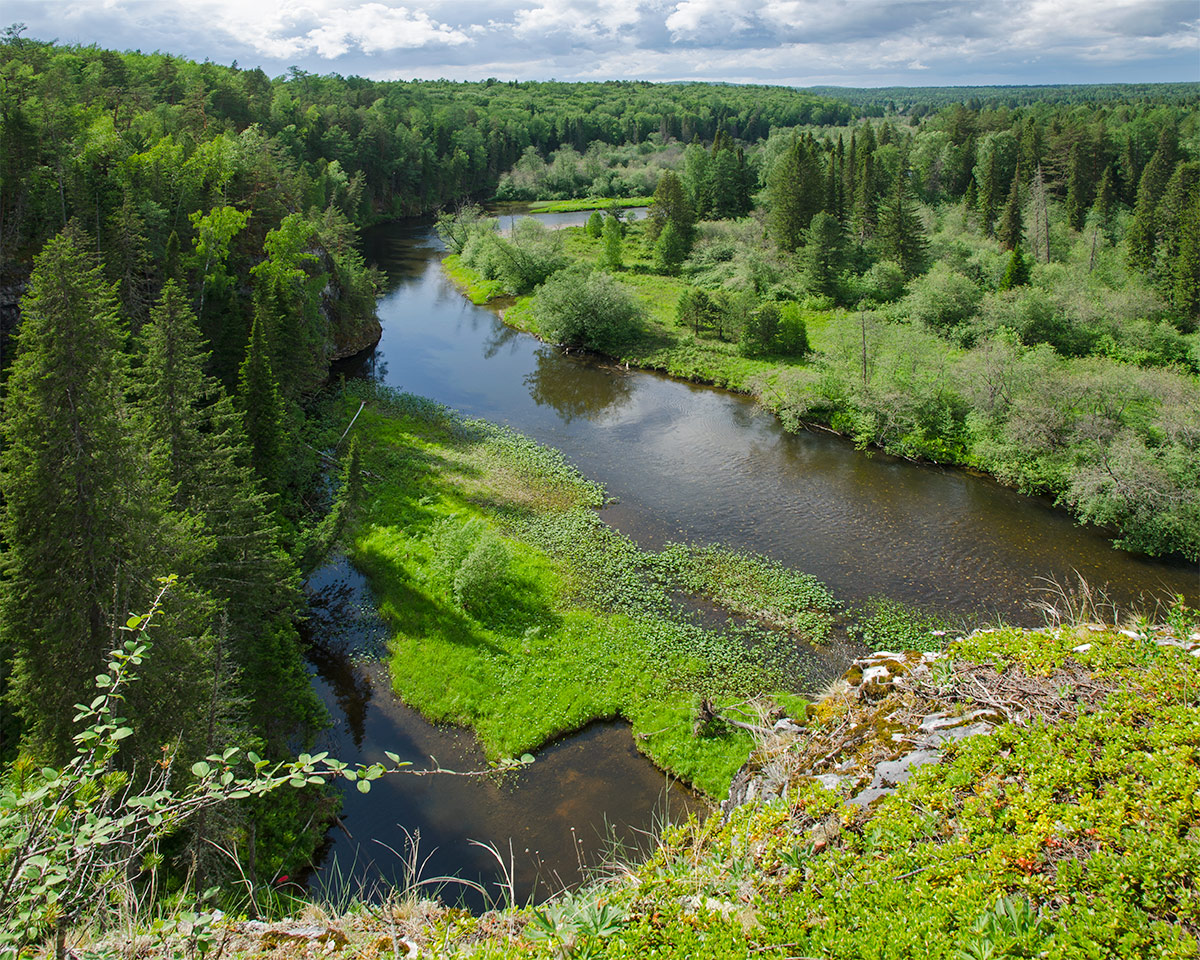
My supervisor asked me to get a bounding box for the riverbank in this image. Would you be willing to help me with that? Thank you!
[101,615,1200,959]
[525,197,653,213]
[442,217,1200,563]
[334,382,835,798]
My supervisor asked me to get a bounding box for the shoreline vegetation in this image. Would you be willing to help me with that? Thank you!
[334,381,838,798]
[525,197,654,213]
[440,211,1200,564]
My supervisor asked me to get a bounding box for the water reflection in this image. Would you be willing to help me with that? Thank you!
[524,350,635,423]
[304,557,702,910]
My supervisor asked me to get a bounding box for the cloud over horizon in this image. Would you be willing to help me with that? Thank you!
[9,0,1198,86]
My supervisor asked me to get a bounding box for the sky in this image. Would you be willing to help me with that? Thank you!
[8,0,1200,87]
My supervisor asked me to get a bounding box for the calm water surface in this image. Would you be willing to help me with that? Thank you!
[308,208,1198,905]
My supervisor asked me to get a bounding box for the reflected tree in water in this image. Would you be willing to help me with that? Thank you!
[524,349,634,423]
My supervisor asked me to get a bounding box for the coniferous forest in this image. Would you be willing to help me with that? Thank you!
[1,24,1199,955]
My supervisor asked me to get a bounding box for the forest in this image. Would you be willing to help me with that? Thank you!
[446,93,1200,560]
[1,24,1198,952]
[0,30,854,912]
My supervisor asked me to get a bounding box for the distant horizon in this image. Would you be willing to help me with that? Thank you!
[7,1,1198,88]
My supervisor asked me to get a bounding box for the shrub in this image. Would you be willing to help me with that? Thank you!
[453,532,514,616]
[530,266,642,352]
[902,262,983,332]
[776,303,811,356]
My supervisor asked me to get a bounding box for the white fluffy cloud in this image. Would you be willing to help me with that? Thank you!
[513,0,648,40]
[17,0,1200,83]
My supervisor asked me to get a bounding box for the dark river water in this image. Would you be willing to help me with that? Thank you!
[306,207,1199,907]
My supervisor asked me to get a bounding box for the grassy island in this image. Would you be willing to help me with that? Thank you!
[335,383,832,797]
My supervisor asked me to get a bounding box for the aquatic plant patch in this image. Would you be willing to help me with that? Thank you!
[338,382,831,796]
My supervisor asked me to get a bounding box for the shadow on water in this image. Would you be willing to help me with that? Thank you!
[303,556,703,912]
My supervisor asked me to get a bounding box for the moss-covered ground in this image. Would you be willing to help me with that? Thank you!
[336,382,835,798]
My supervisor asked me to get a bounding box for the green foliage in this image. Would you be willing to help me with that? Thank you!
[854,598,951,652]
[738,301,781,357]
[646,170,694,245]
[452,531,517,622]
[460,217,568,294]
[776,303,811,356]
[0,227,162,759]
[0,585,405,953]
[875,169,929,277]
[801,212,848,299]
[435,203,489,255]
[653,220,689,275]
[531,265,642,351]
[998,244,1032,291]
[903,262,984,331]
[601,212,624,270]
[996,174,1023,250]
[235,314,284,492]
[767,137,823,253]
[584,209,603,238]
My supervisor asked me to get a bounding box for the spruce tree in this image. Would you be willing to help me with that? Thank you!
[681,138,713,220]
[653,220,688,275]
[1091,164,1117,238]
[236,313,285,493]
[1127,126,1178,273]
[1064,141,1089,231]
[997,173,1024,250]
[999,243,1032,290]
[136,282,317,750]
[802,212,848,299]
[1172,189,1200,321]
[852,126,877,241]
[876,169,928,277]
[0,228,160,757]
[978,146,999,237]
[768,139,821,252]
[647,170,694,244]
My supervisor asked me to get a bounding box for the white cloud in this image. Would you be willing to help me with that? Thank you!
[112,0,471,60]
[305,4,470,57]
[15,0,1200,83]
[665,0,757,40]
[512,0,647,40]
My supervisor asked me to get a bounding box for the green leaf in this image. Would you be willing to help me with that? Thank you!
[126,615,144,629]
[384,750,401,765]
[191,761,211,777]
[356,780,371,794]
[94,674,112,688]
[113,727,133,740]
[520,753,535,764]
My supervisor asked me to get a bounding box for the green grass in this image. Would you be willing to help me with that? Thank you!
[468,624,1200,958]
[526,197,653,212]
[338,383,830,797]
[442,253,508,304]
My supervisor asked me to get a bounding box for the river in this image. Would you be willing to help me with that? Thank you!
[306,207,1198,908]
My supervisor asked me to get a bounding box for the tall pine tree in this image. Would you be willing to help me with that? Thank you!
[876,169,928,277]
[0,227,165,758]
[236,312,285,494]
[135,282,318,750]
[997,172,1024,250]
